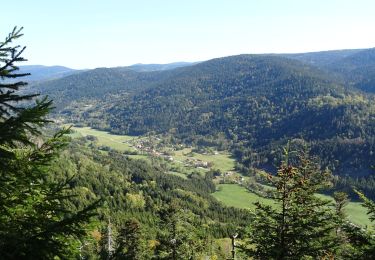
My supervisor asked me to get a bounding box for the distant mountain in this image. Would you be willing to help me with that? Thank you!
[33,62,196,108]
[34,67,177,109]
[325,48,375,93]
[37,54,374,177]
[21,62,193,83]
[283,49,364,68]
[284,48,375,93]
[18,65,79,82]
[128,61,197,72]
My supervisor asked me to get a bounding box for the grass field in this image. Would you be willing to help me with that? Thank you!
[126,154,150,160]
[213,184,372,227]
[173,148,236,172]
[316,193,372,227]
[69,126,137,152]
[213,184,275,209]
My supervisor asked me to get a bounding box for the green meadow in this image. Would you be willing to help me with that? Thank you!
[213,184,372,227]
[213,184,275,209]
[69,126,137,152]
[173,148,236,172]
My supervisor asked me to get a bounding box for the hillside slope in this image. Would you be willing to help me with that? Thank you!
[44,54,374,177]
[326,48,375,93]
[125,56,374,176]
[285,48,375,93]
[284,49,363,69]
[34,67,178,109]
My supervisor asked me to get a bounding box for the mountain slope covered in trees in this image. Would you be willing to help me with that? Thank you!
[326,48,375,93]
[34,67,178,109]
[284,49,364,69]
[35,53,375,177]
[33,62,195,109]
[286,48,375,93]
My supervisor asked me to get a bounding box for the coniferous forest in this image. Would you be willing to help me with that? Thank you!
[1,24,375,260]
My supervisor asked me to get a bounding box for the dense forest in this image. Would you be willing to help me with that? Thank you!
[49,139,253,258]
[35,53,375,180]
[286,48,375,93]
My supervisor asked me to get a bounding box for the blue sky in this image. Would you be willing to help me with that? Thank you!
[1,0,374,69]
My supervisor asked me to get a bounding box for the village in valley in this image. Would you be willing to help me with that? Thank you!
[70,126,247,185]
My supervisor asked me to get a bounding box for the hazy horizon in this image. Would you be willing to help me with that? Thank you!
[2,0,375,69]
[20,47,373,70]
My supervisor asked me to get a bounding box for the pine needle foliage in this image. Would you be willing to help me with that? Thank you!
[0,27,97,259]
[246,145,340,259]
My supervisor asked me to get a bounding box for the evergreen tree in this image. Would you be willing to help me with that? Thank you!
[340,189,375,258]
[155,201,204,259]
[246,146,339,259]
[0,27,44,158]
[334,191,349,219]
[0,27,97,259]
[113,218,148,260]
[355,189,375,223]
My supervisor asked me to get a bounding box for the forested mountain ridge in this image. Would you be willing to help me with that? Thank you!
[34,48,375,105]
[283,49,364,69]
[34,67,178,109]
[72,55,374,177]
[128,61,196,72]
[35,54,375,177]
[26,62,193,84]
[33,61,195,107]
[19,65,78,82]
[326,48,375,93]
[285,48,375,93]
